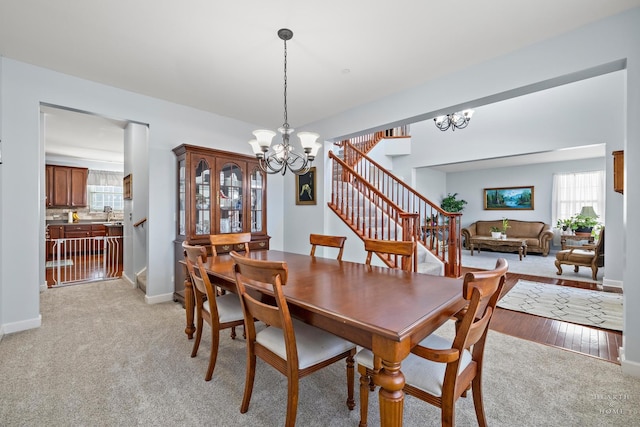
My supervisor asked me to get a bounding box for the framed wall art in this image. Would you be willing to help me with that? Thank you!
[484,186,534,210]
[295,167,316,205]
[123,174,132,200]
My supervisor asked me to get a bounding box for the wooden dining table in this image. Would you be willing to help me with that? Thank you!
[181,250,466,427]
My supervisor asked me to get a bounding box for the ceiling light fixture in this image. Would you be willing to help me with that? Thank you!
[433,109,474,132]
[248,28,321,175]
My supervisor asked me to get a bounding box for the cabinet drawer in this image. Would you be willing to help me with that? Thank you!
[64,225,92,233]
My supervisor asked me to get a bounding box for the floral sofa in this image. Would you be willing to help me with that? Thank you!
[461,219,554,256]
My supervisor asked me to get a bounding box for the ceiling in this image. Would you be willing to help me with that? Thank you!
[2,1,637,166]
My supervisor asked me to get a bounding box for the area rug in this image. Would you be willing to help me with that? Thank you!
[45,259,74,268]
[497,280,623,331]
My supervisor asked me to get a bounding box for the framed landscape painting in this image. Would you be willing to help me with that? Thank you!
[484,186,534,210]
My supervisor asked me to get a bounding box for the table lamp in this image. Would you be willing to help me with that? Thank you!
[580,206,597,218]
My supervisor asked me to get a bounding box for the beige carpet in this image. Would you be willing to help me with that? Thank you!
[498,280,623,331]
[1,279,638,426]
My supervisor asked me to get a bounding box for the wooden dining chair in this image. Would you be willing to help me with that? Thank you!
[356,258,508,427]
[363,238,416,272]
[183,242,245,381]
[209,232,251,256]
[309,233,347,260]
[230,251,356,427]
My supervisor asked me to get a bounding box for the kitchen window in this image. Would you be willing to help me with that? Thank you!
[88,170,124,212]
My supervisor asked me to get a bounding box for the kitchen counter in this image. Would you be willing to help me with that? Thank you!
[46,220,123,227]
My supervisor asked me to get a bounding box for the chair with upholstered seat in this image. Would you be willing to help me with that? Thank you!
[230,251,356,426]
[363,238,416,271]
[309,233,347,260]
[356,258,508,427]
[555,227,604,280]
[183,242,245,381]
[209,232,251,256]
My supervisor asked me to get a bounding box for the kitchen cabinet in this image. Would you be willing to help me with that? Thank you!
[46,165,88,207]
[92,224,107,252]
[46,225,65,259]
[106,225,124,264]
[172,144,269,304]
[612,150,624,194]
[64,224,92,255]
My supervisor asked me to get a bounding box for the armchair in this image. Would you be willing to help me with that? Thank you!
[555,227,604,280]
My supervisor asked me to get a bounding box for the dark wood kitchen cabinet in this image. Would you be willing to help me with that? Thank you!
[46,225,65,259]
[106,225,124,264]
[172,144,270,304]
[46,165,88,207]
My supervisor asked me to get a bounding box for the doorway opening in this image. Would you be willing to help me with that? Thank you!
[42,104,127,287]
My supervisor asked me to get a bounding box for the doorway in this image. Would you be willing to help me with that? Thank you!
[41,104,127,287]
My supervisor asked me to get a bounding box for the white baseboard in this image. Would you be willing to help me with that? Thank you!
[2,314,42,334]
[144,292,174,305]
[121,273,136,288]
[619,347,640,378]
[603,277,623,290]
[40,282,48,293]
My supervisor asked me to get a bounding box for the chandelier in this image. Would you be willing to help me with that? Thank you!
[248,28,321,175]
[433,109,474,132]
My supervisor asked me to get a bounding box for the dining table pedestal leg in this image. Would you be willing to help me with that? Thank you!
[183,274,195,339]
[372,333,409,427]
[376,359,405,427]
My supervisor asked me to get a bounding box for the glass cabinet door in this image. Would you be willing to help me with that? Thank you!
[250,167,264,233]
[194,159,211,236]
[219,162,243,234]
[178,159,186,236]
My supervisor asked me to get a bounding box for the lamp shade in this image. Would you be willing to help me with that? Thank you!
[252,129,276,149]
[580,206,597,218]
[297,132,319,150]
[248,139,261,155]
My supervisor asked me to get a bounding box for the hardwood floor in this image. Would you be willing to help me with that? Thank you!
[46,253,123,287]
[461,267,623,364]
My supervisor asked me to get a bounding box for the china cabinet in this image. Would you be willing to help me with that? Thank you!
[172,144,269,304]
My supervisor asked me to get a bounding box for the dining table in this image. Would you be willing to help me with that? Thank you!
[181,249,466,427]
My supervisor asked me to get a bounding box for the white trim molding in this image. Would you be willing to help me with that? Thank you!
[619,347,640,378]
[2,314,42,334]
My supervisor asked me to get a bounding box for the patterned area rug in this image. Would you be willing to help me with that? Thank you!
[497,280,623,331]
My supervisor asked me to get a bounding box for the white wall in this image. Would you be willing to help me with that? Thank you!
[0,57,284,334]
[306,9,640,375]
[444,158,605,228]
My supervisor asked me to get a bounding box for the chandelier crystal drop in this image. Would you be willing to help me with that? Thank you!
[433,109,474,132]
[248,28,321,175]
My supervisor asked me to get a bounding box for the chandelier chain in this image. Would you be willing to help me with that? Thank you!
[283,37,288,129]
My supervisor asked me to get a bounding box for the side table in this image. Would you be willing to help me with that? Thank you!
[560,234,594,250]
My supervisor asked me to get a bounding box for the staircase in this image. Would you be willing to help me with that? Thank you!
[327,134,462,278]
[136,268,147,292]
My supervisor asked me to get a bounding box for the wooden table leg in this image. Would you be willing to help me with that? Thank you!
[184,273,195,339]
[375,359,405,427]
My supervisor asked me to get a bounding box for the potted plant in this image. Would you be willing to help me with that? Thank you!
[501,218,510,238]
[572,213,599,236]
[556,218,573,232]
[490,226,502,239]
[440,193,467,213]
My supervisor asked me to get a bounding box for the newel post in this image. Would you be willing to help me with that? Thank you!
[400,212,419,272]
